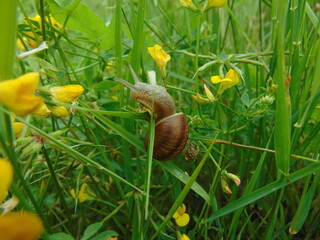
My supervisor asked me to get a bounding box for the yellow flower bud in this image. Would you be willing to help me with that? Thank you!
[181,234,191,240]
[221,177,232,194]
[50,85,84,103]
[34,102,52,117]
[13,122,25,137]
[0,73,43,116]
[49,106,69,118]
[225,172,241,186]
[203,0,228,11]
[0,158,13,203]
[148,44,171,75]
[179,0,197,11]
[192,93,210,104]
[203,84,216,102]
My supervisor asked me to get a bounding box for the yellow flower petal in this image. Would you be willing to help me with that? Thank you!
[225,69,239,85]
[0,73,43,116]
[179,0,197,11]
[13,122,25,137]
[181,234,191,240]
[0,158,13,203]
[34,102,52,117]
[178,204,186,214]
[175,213,190,227]
[79,183,96,203]
[192,93,210,104]
[211,69,240,94]
[50,85,84,103]
[49,106,69,118]
[0,211,44,240]
[148,44,171,74]
[203,84,216,102]
[211,75,232,84]
[203,0,228,11]
[70,189,77,201]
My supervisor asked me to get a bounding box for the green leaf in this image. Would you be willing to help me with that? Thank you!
[93,80,117,91]
[158,161,211,204]
[49,233,75,240]
[81,222,103,240]
[90,230,118,240]
[289,173,320,234]
[47,0,114,50]
[240,92,250,107]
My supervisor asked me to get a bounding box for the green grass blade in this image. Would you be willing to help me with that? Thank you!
[158,161,211,204]
[274,0,291,175]
[151,144,213,239]
[289,173,320,234]
[206,162,320,222]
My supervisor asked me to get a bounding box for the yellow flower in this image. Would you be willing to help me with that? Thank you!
[48,106,69,118]
[173,204,190,227]
[24,14,62,29]
[0,212,44,240]
[13,122,25,137]
[18,14,61,51]
[181,234,190,240]
[0,159,44,240]
[179,0,197,11]
[34,102,52,117]
[105,61,114,72]
[50,85,84,103]
[203,0,228,11]
[70,183,96,203]
[211,69,239,94]
[0,73,43,116]
[0,158,13,203]
[148,44,171,75]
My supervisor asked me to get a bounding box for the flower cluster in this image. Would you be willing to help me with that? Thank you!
[0,73,84,119]
[0,158,44,240]
[17,14,61,51]
[36,84,84,118]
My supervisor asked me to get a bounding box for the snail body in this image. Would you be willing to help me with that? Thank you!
[115,66,188,161]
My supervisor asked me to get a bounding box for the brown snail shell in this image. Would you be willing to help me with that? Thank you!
[144,113,188,161]
[115,66,188,161]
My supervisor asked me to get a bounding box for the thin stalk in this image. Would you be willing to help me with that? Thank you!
[194,13,203,93]
[42,146,74,231]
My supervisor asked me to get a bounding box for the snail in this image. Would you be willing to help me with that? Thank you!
[115,66,188,161]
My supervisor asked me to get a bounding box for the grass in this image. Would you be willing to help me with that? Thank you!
[0,0,320,239]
